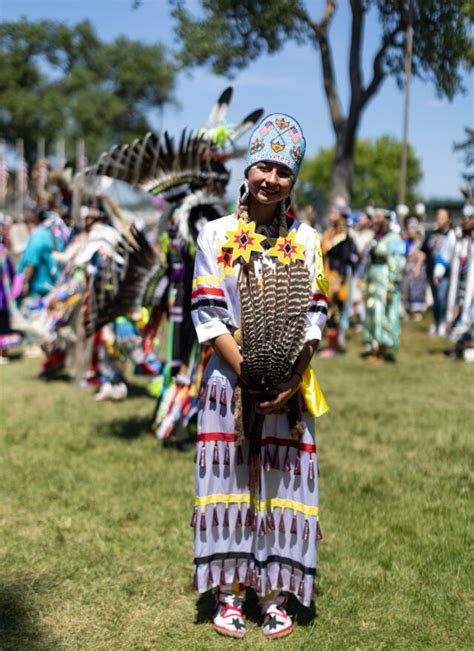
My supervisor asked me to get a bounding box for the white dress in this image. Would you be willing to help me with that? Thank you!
[190,213,328,606]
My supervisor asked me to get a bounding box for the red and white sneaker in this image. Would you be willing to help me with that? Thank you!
[213,590,246,638]
[261,594,294,639]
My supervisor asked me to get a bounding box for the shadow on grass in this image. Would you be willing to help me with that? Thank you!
[97,415,152,441]
[194,589,316,627]
[125,382,154,400]
[39,372,71,383]
[0,580,60,651]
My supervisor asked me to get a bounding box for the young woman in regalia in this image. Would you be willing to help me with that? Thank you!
[190,114,329,639]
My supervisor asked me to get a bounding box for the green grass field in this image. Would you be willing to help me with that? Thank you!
[1,322,472,650]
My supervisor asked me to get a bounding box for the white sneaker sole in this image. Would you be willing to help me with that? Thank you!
[213,623,246,638]
[263,622,294,639]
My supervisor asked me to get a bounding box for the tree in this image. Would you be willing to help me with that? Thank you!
[164,0,472,204]
[0,19,177,163]
[298,135,422,209]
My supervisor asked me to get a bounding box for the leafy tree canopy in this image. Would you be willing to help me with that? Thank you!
[163,0,471,201]
[0,19,177,162]
[170,0,472,100]
[298,135,423,208]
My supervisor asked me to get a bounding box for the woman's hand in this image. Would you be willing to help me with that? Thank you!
[255,375,301,415]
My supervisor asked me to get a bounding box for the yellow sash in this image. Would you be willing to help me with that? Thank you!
[301,366,329,418]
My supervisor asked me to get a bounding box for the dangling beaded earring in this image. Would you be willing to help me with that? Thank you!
[239,179,250,204]
[238,180,250,223]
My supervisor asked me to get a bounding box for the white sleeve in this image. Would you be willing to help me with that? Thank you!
[305,229,328,342]
[191,225,232,344]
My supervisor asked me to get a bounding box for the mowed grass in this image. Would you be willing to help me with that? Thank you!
[0,321,472,650]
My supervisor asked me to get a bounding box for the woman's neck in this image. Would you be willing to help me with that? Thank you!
[248,194,279,226]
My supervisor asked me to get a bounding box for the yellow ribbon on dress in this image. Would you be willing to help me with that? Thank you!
[301,366,329,418]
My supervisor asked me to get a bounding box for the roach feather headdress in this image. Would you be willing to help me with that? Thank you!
[86,87,263,202]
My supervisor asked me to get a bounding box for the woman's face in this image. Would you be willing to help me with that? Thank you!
[328,208,343,227]
[247,162,293,206]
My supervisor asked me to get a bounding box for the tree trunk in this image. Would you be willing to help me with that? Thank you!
[330,122,357,206]
[330,148,353,206]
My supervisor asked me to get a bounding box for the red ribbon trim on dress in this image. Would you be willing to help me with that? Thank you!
[197,433,316,453]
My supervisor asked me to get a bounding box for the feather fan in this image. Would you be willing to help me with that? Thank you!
[238,259,311,498]
[240,260,310,389]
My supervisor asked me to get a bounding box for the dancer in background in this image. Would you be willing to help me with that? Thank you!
[17,207,69,300]
[350,210,374,328]
[416,208,456,336]
[362,209,405,362]
[320,202,358,356]
[440,206,474,360]
[191,114,328,639]
[0,230,22,363]
[402,213,426,321]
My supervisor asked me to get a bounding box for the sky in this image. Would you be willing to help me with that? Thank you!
[2,0,473,204]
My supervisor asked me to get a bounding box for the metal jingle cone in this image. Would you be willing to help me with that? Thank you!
[212,441,219,465]
[298,575,305,599]
[200,511,207,531]
[244,506,252,528]
[233,561,240,585]
[256,571,262,593]
[244,564,251,586]
[236,507,243,528]
[219,385,227,407]
[212,505,219,527]
[209,381,217,402]
[264,446,272,472]
[284,446,291,472]
[267,511,275,531]
[220,564,226,586]
[279,510,286,534]
[223,507,229,528]
[277,566,284,589]
[190,507,197,528]
[258,518,266,536]
[303,518,310,541]
[289,568,296,592]
[308,454,315,481]
[316,521,323,540]
[223,441,230,465]
[294,454,301,476]
[198,381,205,402]
[199,442,206,468]
[251,510,258,532]
[290,511,298,535]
